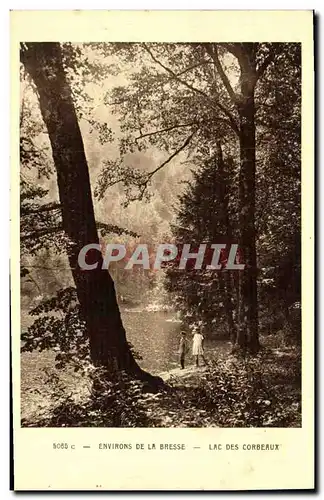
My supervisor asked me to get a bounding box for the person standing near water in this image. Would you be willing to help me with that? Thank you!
[192,327,207,367]
[179,331,187,369]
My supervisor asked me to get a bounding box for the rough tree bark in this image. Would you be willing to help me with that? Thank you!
[235,44,259,353]
[21,42,162,385]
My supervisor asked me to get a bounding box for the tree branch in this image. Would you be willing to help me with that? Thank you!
[22,270,42,294]
[143,44,212,102]
[203,44,238,104]
[96,222,140,238]
[21,202,61,216]
[256,50,276,79]
[21,264,74,271]
[176,60,213,76]
[222,43,245,60]
[212,103,239,135]
[135,122,198,141]
[21,225,63,241]
[21,221,139,241]
[147,129,197,180]
[125,129,198,204]
[142,43,239,135]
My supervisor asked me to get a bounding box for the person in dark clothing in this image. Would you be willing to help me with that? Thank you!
[179,331,187,369]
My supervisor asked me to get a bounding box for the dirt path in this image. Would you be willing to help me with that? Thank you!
[159,364,207,382]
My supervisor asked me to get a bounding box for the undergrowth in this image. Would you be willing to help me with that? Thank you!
[22,342,301,428]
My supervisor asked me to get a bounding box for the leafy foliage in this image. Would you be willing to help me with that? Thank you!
[21,288,89,371]
[165,151,237,336]
[21,341,301,428]
[22,367,151,428]
[21,287,142,373]
[19,42,302,427]
[183,354,301,427]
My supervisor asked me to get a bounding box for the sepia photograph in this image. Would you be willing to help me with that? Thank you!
[19,39,303,430]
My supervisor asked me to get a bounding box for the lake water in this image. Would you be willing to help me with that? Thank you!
[121,309,230,374]
[20,308,231,421]
[121,309,182,373]
[21,308,230,379]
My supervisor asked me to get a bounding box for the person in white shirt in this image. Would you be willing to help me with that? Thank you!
[192,328,207,367]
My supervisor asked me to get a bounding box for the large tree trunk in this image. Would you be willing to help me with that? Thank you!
[21,42,161,384]
[235,47,259,353]
[204,43,262,354]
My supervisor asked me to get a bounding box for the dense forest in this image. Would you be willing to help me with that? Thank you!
[20,42,301,427]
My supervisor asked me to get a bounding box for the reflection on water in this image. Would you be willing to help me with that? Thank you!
[121,309,230,374]
[121,310,182,374]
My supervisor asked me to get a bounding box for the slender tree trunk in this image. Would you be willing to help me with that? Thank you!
[21,42,161,384]
[217,273,235,341]
[224,272,237,343]
[215,143,236,343]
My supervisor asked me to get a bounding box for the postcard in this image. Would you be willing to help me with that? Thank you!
[11,9,314,490]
